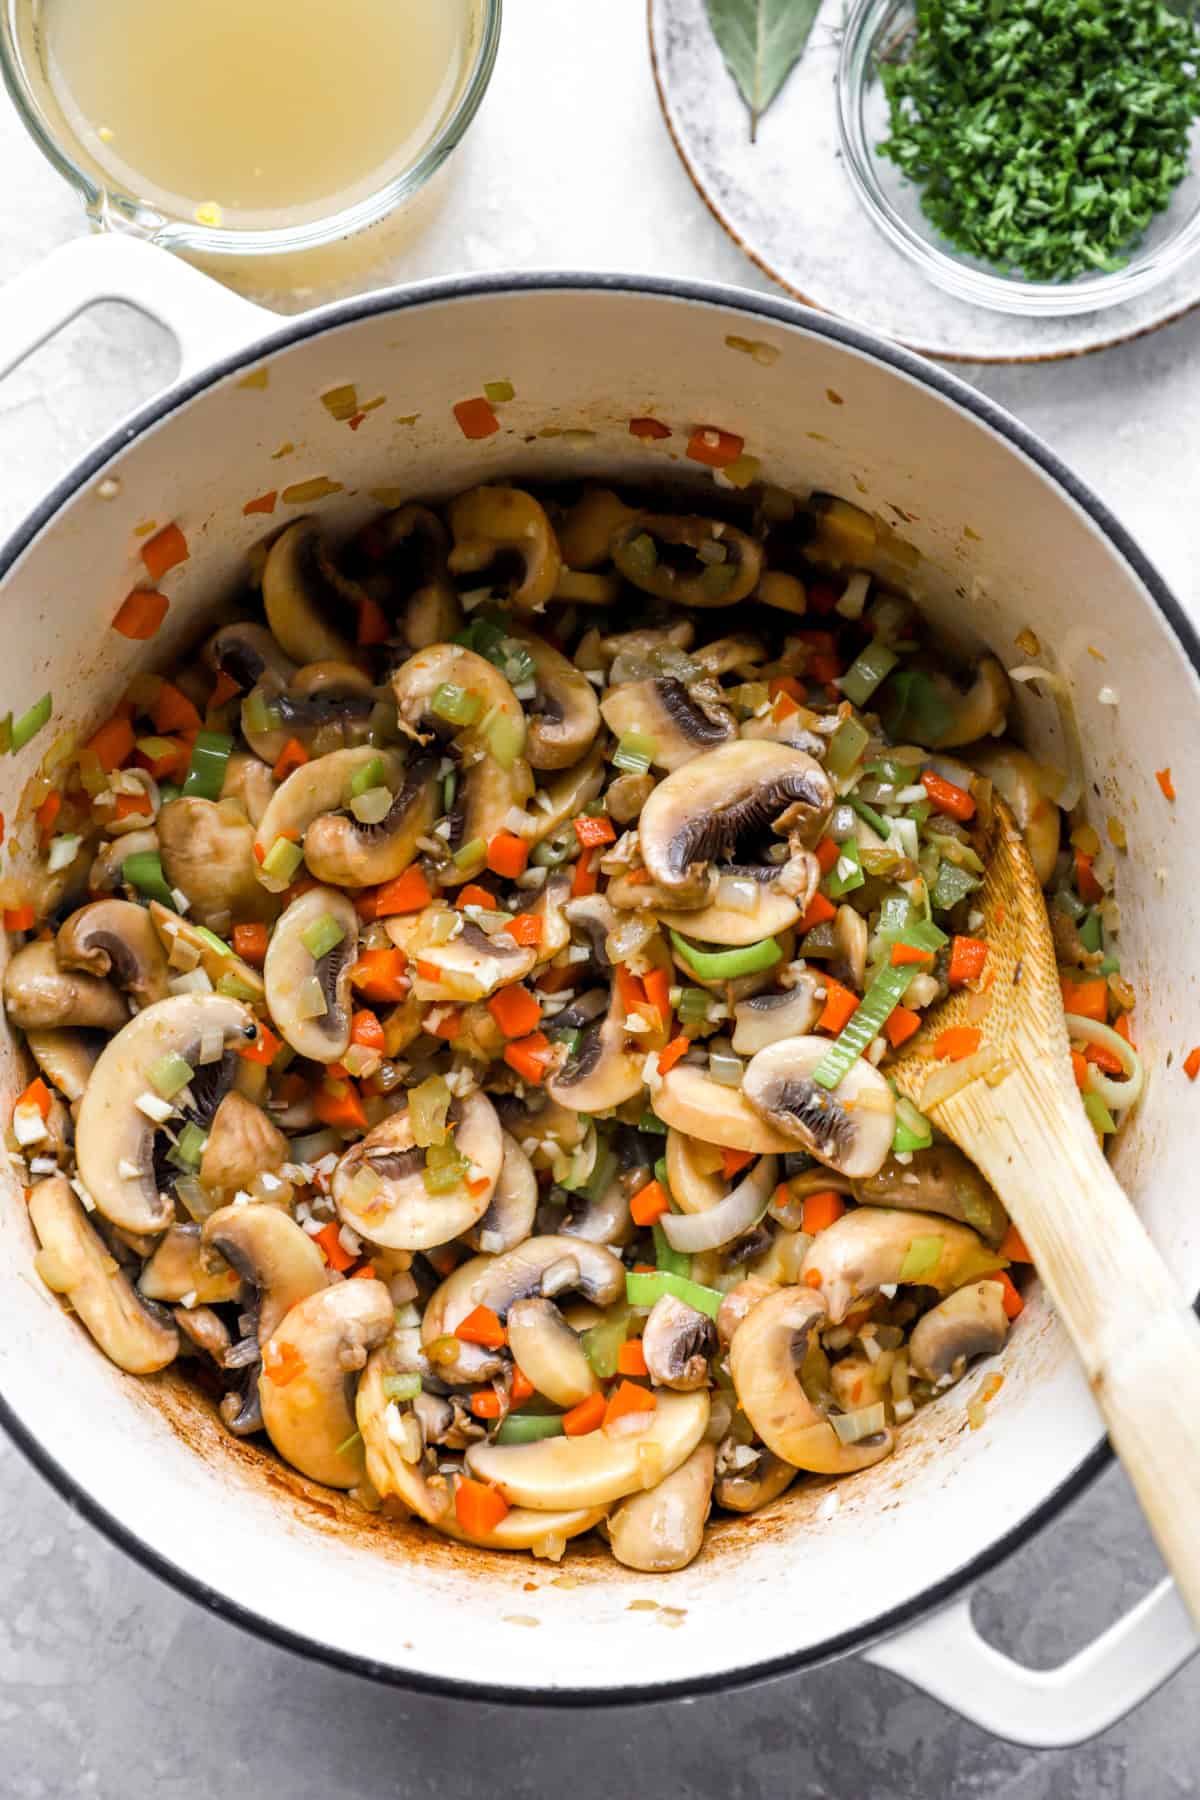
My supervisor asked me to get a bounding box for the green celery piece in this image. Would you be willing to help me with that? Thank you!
[931,860,980,912]
[1078,911,1103,954]
[898,1234,944,1283]
[883,670,953,745]
[826,716,870,779]
[848,794,891,839]
[824,837,865,899]
[11,693,51,752]
[496,1414,565,1444]
[182,730,234,801]
[581,1304,631,1379]
[898,917,949,954]
[348,756,386,800]
[625,1269,723,1320]
[122,850,176,910]
[669,930,782,979]
[893,1095,933,1154]
[838,642,899,709]
[812,961,918,1090]
[653,1222,690,1280]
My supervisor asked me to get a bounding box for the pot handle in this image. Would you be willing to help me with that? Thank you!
[0,235,270,387]
[862,1575,1197,1747]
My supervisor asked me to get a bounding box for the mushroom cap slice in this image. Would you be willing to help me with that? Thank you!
[29,1176,178,1373]
[199,1091,288,1196]
[522,746,606,848]
[220,750,277,826]
[656,880,802,949]
[638,741,834,896]
[241,663,379,766]
[303,754,439,889]
[545,978,647,1115]
[259,1278,393,1487]
[506,1297,597,1408]
[24,1027,101,1104]
[466,1389,710,1510]
[253,746,403,871]
[714,1443,797,1513]
[262,519,370,669]
[403,915,537,1003]
[158,796,281,930]
[731,975,823,1055]
[799,1207,998,1324]
[652,1065,794,1153]
[205,620,295,691]
[967,741,1060,888]
[612,514,763,607]
[56,900,170,1007]
[75,994,258,1232]
[601,677,734,774]
[664,1129,724,1215]
[331,1090,502,1251]
[202,1201,328,1342]
[138,1223,242,1305]
[446,486,563,615]
[608,1442,716,1572]
[148,902,266,1007]
[512,625,601,770]
[742,1036,896,1179]
[729,1286,894,1477]
[557,487,638,570]
[854,1144,1009,1247]
[909,1279,1010,1383]
[264,886,358,1062]
[3,941,128,1032]
[641,1293,717,1391]
[463,1130,538,1254]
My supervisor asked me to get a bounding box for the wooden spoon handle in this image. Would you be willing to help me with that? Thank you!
[942,1073,1200,1625]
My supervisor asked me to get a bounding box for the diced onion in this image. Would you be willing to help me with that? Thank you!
[831,1402,887,1444]
[715,874,760,915]
[350,786,393,825]
[659,1155,777,1253]
[295,975,328,1020]
[707,1044,744,1088]
[168,969,214,997]
[921,1044,1003,1108]
[1064,1013,1144,1112]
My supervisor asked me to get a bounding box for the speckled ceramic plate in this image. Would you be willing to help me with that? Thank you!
[649,0,1200,362]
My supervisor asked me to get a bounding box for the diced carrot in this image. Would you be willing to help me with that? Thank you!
[643,966,672,1026]
[1114,1012,1136,1047]
[503,1032,553,1085]
[16,1078,51,1121]
[1085,1042,1124,1076]
[934,1026,982,1061]
[237,1021,282,1066]
[814,836,839,876]
[371,867,433,916]
[35,792,61,841]
[799,891,837,933]
[508,912,543,947]
[604,1380,657,1427]
[151,682,202,736]
[806,583,838,614]
[351,948,409,1002]
[112,588,169,640]
[1185,1046,1200,1082]
[921,769,975,822]
[456,1304,507,1349]
[629,416,671,440]
[4,905,35,932]
[771,689,799,722]
[1070,1048,1089,1090]
[350,1262,377,1280]
[891,942,934,967]
[534,962,577,994]
[1060,976,1107,1023]
[1000,1224,1033,1263]
[574,814,616,848]
[486,831,528,879]
[87,715,135,772]
[488,984,542,1039]
[720,1148,754,1181]
[210,670,242,709]
[686,426,744,469]
[350,1008,386,1052]
[242,490,278,517]
[617,1339,649,1377]
[804,1269,823,1289]
[768,675,806,707]
[562,1392,607,1436]
[313,1078,368,1131]
[1156,767,1176,802]
[232,923,269,967]
[948,936,989,987]
[140,522,189,582]
[426,1006,462,1042]
[272,737,310,781]
[510,1368,535,1404]
[454,1476,509,1535]
[987,1271,1025,1320]
[884,1006,922,1049]
[314,1221,355,1272]
[571,846,598,897]
[114,791,153,822]
[469,1390,504,1419]
[262,1340,306,1387]
[656,1036,689,1076]
[794,629,838,654]
[802,1190,846,1234]
[817,978,859,1036]
[453,397,500,440]
[456,883,495,911]
[616,965,647,1018]
[810,654,841,685]
[356,595,390,648]
[624,866,653,885]
[1074,850,1104,905]
[630,1179,669,1226]
[467,1175,491,1197]
[425,1244,460,1279]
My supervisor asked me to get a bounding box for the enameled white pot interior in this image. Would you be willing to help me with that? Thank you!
[1,284,1197,1697]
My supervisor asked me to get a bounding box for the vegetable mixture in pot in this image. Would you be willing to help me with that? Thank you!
[0,476,1141,1571]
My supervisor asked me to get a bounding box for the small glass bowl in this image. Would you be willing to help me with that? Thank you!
[0,0,501,270]
[837,0,1200,317]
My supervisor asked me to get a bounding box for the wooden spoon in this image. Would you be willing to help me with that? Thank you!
[889,796,1200,1622]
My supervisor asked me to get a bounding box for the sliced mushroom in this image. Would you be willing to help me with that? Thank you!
[557,487,638,570]
[403,915,537,1003]
[664,1129,723,1215]
[205,621,295,692]
[3,941,128,1032]
[523,745,606,848]
[612,514,763,607]
[262,519,370,668]
[967,742,1060,887]
[545,977,645,1115]
[562,1134,645,1245]
[24,1028,101,1105]
[241,661,380,766]
[29,1176,178,1373]
[657,875,806,949]
[908,1280,1010,1382]
[608,1442,716,1572]
[175,1305,232,1364]
[854,1145,1009,1247]
[800,1207,995,1324]
[446,486,563,614]
[74,994,257,1232]
[148,903,266,1008]
[363,503,461,648]
[601,678,735,774]
[202,1202,328,1343]
[264,886,358,1062]
[464,1130,538,1254]
[832,904,868,991]
[221,751,277,826]
[729,1286,893,1476]
[714,1442,796,1513]
[253,746,403,872]
[506,1297,597,1408]
[199,1092,288,1196]
[890,656,1010,749]
[512,626,601,770]
[731,975,822,1054]
[638,741,833,901]
[55,900,170,1008]
[466,1388,710,1510]
[259,1278,393,1487]
[641,1294,717,1391]
[158,797,281,931]
[138,1223,242,1305]
[742,1036,896,1179]
[303,754,439,889]
[652,1065,794,1153]
[331,1090,502,1251]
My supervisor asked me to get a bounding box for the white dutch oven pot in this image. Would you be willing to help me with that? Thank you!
[0,238,1195,1746]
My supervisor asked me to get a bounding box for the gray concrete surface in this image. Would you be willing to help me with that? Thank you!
[1,4,1199,1793]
